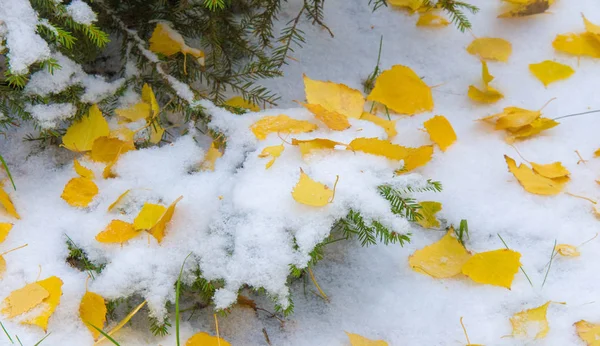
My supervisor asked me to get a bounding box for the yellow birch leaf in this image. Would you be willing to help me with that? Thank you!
[555,244,580,257]
[61,177,99,207]
[62,105,109,152]
[360,112,398,139]
[200,142,222,171]
[0,186,19,219]
[424,115,457,151]
[258,144,284,169]
[103,160,117,179]
[505,156,563,195]
[1,282,49,318]
[0,256,5,278]
[510,302,551,339]
[142,84,160,118]
[367,65,434,115]
[0,223,12,243]
[110,128,136,142]
[347,137,409,161]
[95,301,146,345]
[506,118,559,142]
[553,33,600,59]
[389,0,425,11]
[402,145,434,171]
[134,203,167,231]
[498,0,552,18]
[250,115,317,140]
[461,249,521,289]
[291,170,333,207]
[416,13,450,27]
[466,37,512,62]
[481,60,494,87]
[148,196,183,243]
[224,96,259,112]
[303,103,351,131]
[468,85,504,104]
[291,138,343,156]
[74,159,95,179]
[186,332,232,346]
[409,230,471,278]
[96,220,139,244]
[575,320,600,346]
[583,15,600,35]
[115,102,151,122]
[595,148,600,157]
[345,332,389,346]
[91,137,135,163]
[495,108,541,130]
[108,190,131,212]
[416,201,442,228]
[303,75,365,119]
[529,61,575,86]
[149,123,165,144]
[149,23,205,65]
[530,162,569,179]
[23,276,63,331]
[80,291,107,340]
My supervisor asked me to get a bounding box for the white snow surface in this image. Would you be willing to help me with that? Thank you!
[1,0,600,345]
[65,0,97,25]
[25,103,76,129]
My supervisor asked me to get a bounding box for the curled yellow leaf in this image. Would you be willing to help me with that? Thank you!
[107,190,131,212]
[494,107,541,130]
[250,115,317,140]
[148,196,183,243]
[468,85,504,104]
[62,105,109,152]
[367,65,433,115]
[505,117,559,142]
[409,230,471,278]
[555,244,580,257]
[258,144,284,169]
[505,155,564,195]
[200,142,222,171]
[149,23,205,65]
[461,249,521,289]
[291,170,334,207]
[74,159,95,179]
[61,177,99,207]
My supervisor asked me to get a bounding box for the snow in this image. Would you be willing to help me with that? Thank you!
[65,0,97,26]
[0,0,51,74]
[25,103,76,129]
[2,0,600,345]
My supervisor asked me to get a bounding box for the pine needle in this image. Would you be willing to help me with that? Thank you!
[497,233,533,287]
[94,301,146,345]
[33,332,52,346]
[0,321,14,344]
[542,239,557,288]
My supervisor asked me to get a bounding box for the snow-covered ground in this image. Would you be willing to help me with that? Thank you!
[2,0,600,345]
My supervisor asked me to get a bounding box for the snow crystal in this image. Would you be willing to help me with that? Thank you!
[25,103,76,129]
[65,0,97,25]
[0,0,51,74]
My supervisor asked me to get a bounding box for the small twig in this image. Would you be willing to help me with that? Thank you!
[0,244,27,256]
[497,234,533,287]
[575,150,587,165]
[262,328,272,345]
[553,109,600,121]
[214,314,221,346]
[565,192,596,204]
[459,317,472,346]
[307,266,329,302]
[329,175,340,203]
[541,239,557,288]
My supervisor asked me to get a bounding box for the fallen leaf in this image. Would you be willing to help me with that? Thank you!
[505,155,564,195]
[367,65,434,115]
[223,96,259,112]
[505,117,559,142]
[96,301,147,345]
[498,0,552,18]
[148,196,183,243]
[134,203,167,231]
[574,320,600,346]
[461,249,521,289]
[107,190,131,212]
[103,160,117,179]
[0,256,5,278]
[389,0,425,11]
[292,170,334,207]
[142,84,159,118]
[80,291,107,340]
[348,137,409,161]
[424,115,457,151]
[494,107,541,130]
[360,112,398,139]
[303,75,365,119]
[149,23,205,65]
[0,223,12,243]
[292,138,343,156]
[529,61,575,86]
[185,332,231,346]
[555,244,580,257]
[553,33,600,59]
[95,220,139,244]
[115,102,151,122]
[345,332,389,346]
[62,105,109,152]
[110,127,136,142]
[149,122,165,144]
[510,302,551,339]
[91,136,135,163]
[0,185,19,219]
[466,37,512,62]
[416,13,450,27]
[303,103,351,131]
[1,282,49,318]
[74,159,95,179]
[409,230,471,278]
[23,276,63,331]
[530,162,569,179]
[468,85,504,103]
[416,201,442,228]
[258,144,285,169]
[250,115,317,140]
[583,14,600,35]
[200,142,222,171]
[61,177,99,207]
[402,145,434,171]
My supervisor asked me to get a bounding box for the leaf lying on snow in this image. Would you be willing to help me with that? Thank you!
[409,230,472,278]
[292,138,345,157]
[498,0,553,18]
[510,301,552,339]
[553,15,600,59]
[303,103,351,131]
[250,115,317,140]
[468,61,503,104]
[96,220,138,244]
[292,169,334,207]
[303,75,365,119]
[79,291,107,340]
[258,144,284,169]
[0,184,20,219]
[416,201,442,228]
[345,331,389,346]
[529,60,575,87]
[466,37,512,62]
[62,105,109,152]
[461,249,521,289]
[574,320,600,346]
[504,155,566,195]
[61,177,99,207]
[186,332,231,346]
[555,244,580,257]
[0,223,12,243]
[423,115,457,151]
[360,112,398,139]
[416,13,450,27]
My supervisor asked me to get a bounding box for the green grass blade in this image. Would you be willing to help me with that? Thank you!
[0,321,14,344]
[0,154,16,190]
[15,335,22,346]
[33,332,51,346]
[176,253,192,346]
[87,323,120,346]
[542,240,557,288]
